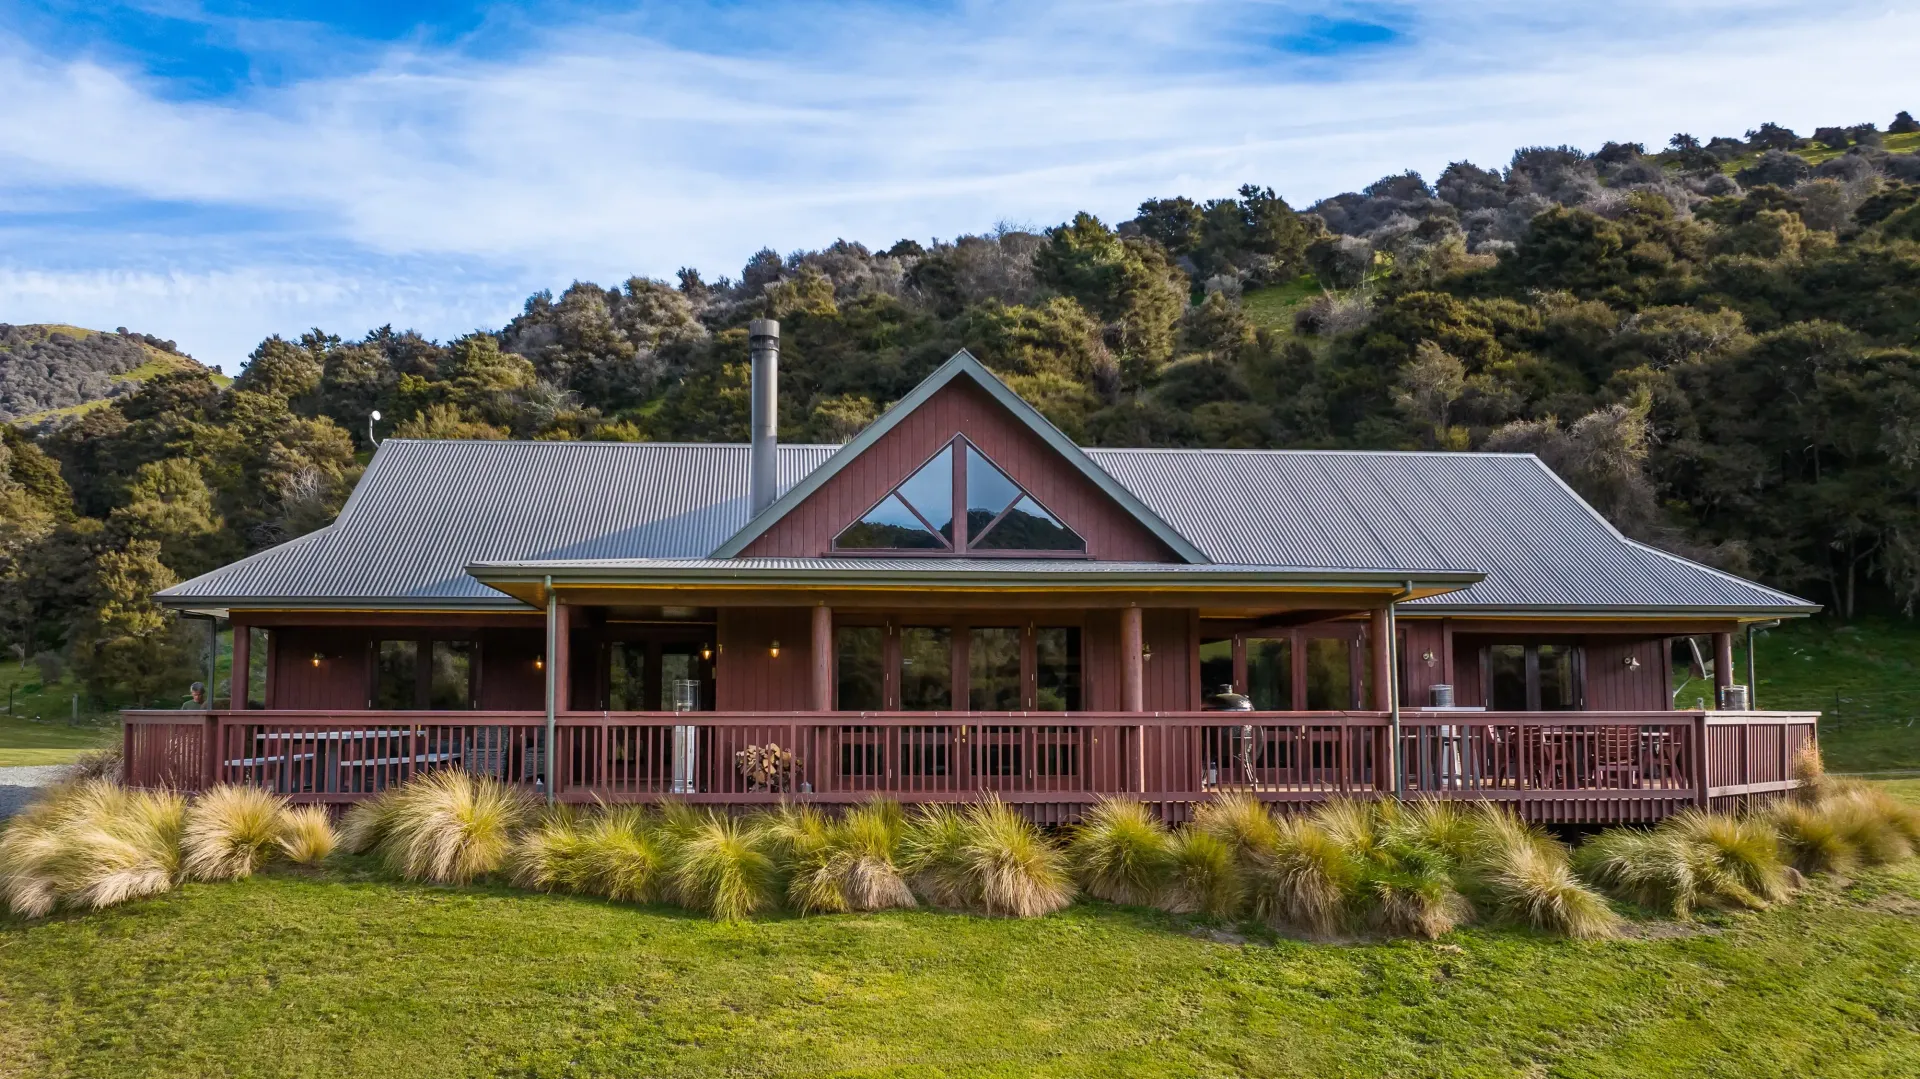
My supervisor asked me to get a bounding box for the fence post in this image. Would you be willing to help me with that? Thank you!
[202,713,221,791]
[1692,712,1710,809]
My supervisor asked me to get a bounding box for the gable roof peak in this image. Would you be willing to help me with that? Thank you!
[709,349,1209,562]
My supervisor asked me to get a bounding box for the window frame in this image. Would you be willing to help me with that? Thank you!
[831,434,1089,558]
[366,633,481,711]
[1479,642,1586,712]
[831,613,1085,711]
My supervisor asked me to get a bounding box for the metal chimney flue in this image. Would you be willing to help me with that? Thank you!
[748,318,780,516]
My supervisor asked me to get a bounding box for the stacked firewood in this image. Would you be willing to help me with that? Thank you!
[735,743,797,792]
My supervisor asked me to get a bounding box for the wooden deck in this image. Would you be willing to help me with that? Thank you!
[122,708,1818,824]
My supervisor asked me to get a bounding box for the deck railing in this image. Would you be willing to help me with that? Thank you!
[122,708,1819,823]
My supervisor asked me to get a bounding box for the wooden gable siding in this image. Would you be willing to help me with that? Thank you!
[740,379,1177,561]
[715,607,815,711]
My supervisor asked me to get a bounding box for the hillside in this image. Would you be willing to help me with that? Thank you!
[0,324,225,426]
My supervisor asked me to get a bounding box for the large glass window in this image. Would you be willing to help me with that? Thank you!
[899,627,952,710]
[1198,638,1234,697]
[1305,637,1354,710]
[607,642,647,711]
[1487,643,1582,711]
[246,627,269,709]
[660,646,704,711]
[1246,636,1293,710]
[836,627,886,710]
[373,640,418,710]
[968,627,1022,710]
[429,640,475,709]
[834,436,1083,554]
[1035,627,1081,711]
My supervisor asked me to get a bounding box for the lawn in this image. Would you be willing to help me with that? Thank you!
[0,666,117,767]
[1238,273,1321,331]
[1669,617,1920,775]
[1,847,1918,1079]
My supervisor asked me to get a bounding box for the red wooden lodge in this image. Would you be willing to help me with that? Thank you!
[128,323,1820,822]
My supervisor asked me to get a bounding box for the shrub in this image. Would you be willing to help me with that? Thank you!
[1,781,187,917]
[956,798,1073,918]
[1069,798,1172,907]
[829,799,916,912]
[1161,828,1240,917]
[377,770,537,885]
[1248,814,1354,937]
[901,803,976,909]
[1828,787,1919,866]
[669,811,779,921]
[67,748,123,784]
[182,785,290,882]
[278,805,337,866]
[575,805,665,903]
[510,809,591,893]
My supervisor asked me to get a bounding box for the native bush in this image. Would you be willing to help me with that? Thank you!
[182,785,290,881]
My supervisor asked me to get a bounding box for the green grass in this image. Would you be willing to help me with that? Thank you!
[6,325,228,428]
[1238,273,1321,332]
[1,851,1918,1078]
[1647,130,1920,178]
[0,666,118,767]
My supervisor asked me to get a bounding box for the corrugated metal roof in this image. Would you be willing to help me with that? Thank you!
[1083,448,1811,611]
[159,438,1815,614]
[160,440,837,606]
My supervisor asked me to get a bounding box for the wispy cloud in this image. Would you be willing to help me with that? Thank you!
[1,0,1916,364]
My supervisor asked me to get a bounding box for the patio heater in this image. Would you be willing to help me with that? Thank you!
[670,679,700,794]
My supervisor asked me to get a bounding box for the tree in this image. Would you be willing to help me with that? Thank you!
[106,458,229,579]
[394,403,510,440]
[1392,341,1468,449]
[1131,197,1202,255]
[1033,213,1187,381]
[71,540,200,707]
[1892,111,1920,135]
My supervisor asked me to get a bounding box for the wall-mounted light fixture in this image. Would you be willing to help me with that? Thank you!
[534,655,545,671]
[700,643,713,661]
[311,652,323,668]
[1623,655,1642,670]
[1422,650,1437,667]
[1142,642,1153,662]
[769,639,781,658]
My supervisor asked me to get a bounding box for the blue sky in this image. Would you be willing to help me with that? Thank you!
[2,0,1917,367]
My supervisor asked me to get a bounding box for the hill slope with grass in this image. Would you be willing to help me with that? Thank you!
[0,324,225,427]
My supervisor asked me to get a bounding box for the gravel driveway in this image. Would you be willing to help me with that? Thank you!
[0,765,67,819]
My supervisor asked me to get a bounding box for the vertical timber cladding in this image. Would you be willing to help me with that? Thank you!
[715,608,815,711]
[1583,637,1671,711]
[738,378,1180,560]
[269,627,369,709]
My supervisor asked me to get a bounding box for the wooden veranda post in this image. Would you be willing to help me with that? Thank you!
[811,604,833,712]
[1713,632,1734,709]
[544,578,558,803]
[1121,605,1145,793]
[229,619,249,712]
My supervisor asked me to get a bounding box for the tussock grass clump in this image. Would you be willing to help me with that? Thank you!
[67,748,124,784]
[828,799,916,912]
[510,808,591,893]
[1191,792,1280,861]
[758,803,844,913]
[0,780,186,917]
[1390,799,1481,864]
[1575,828,1702,917]
[669,811,779,921]
[1467,808,1618,939]
[1667,809,1792,906]
[1357,840,1468,939]
[277,805,336,866]
[901,803,976,909]
[339,793,400,856]
[376,770,537,885]
[1161,828,1240,917]
[576,805,665,903]
[1069,798,1172,907]
[959,798,1072,918]
[182,785,290,882]
[1248,814,1355,937]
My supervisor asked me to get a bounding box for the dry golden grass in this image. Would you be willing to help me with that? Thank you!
[901,803,976,909]
[1247,814,1354,937]
[668,811,779,921]
[277,805,337,865]
[958,798,1072,918]
[0,780,185,917]
[1160,828,1240,917]
[376,770,537,885]
[575,805,665,903]
[1069,798,1172,907]
[182,785,290,882]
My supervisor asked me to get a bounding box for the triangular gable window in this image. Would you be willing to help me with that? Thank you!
[835,437,1086,555]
